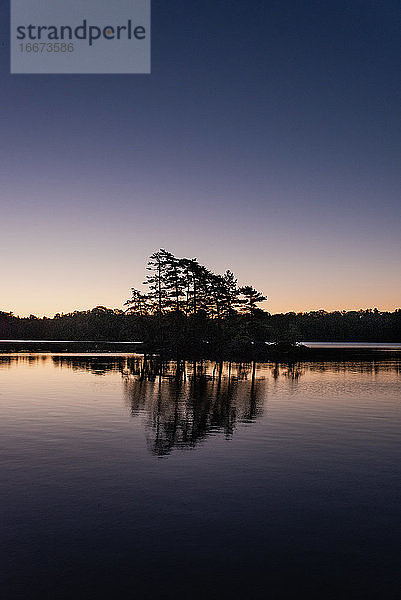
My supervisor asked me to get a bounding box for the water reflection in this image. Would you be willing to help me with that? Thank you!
[1,353,400,458]
[1,354,400,599]
[121,358,265,456]
[1,352,399,379]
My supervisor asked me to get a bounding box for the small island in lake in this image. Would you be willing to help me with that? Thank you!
[1,250,400,358]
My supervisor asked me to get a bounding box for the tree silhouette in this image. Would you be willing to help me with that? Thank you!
[239,285,267,316]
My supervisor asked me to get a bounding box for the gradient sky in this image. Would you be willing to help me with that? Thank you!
[1,0,400,317]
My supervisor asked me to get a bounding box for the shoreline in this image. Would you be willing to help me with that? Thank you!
[0,340,400,361]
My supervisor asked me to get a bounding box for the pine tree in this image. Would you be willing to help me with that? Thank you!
[144,250,170,314]
[124,288,150,316]
[163,251,186,313]
[239,286,267,316]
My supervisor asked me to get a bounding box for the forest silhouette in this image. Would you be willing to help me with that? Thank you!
[1,250,400,356]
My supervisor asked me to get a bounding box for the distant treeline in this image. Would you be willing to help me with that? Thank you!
[1,249,400,352]
[0,306,400,345]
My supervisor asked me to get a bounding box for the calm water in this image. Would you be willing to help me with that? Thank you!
[300,342,401,350]
[1,354,400,599]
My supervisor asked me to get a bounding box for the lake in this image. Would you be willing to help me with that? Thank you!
[1,354,400,599]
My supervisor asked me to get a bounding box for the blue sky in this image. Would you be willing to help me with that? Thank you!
[0,1,400,316]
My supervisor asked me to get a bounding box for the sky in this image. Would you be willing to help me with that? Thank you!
[0,0,400,317]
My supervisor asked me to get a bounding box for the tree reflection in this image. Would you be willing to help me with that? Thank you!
[122,358,265,456]
[51,355,127,375]
[1,354,399,457]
